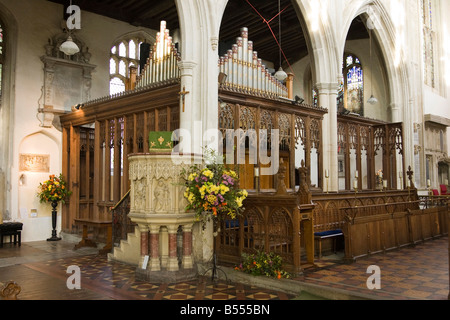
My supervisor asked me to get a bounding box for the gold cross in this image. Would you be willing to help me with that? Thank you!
[179,86,190,112]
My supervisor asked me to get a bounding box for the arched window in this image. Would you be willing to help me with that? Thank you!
[338,53,364,116]
[109,36,149,95]
[422,0,436,89]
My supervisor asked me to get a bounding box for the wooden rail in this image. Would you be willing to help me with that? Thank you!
[341,199,448,261]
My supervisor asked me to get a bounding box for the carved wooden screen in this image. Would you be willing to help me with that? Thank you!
[218,90,327,192]
[268,208,293,265]
[61,85,180,233]
[78,127,95,220]
[336,116,405,191]
[217,195,301,273]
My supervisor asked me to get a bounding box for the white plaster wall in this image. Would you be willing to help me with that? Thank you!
[17,132,61,242]
[0,0,157,241]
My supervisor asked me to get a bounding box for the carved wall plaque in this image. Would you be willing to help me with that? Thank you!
[38,32,96,128]
[19,154,50,172]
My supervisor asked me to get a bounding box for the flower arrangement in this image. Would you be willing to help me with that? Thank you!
[235,250,290,279]
[37,174,72,204]
[181,148,248,223]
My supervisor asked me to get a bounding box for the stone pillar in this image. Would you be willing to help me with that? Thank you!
[178,61,200,154]
[149,224,161,271]
[138,225,149,269]
[182,224,194,269]
[167,225,179,272]
[316,82,339,192]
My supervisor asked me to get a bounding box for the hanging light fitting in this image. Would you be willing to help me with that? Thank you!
[60,0,80,56]
[274,0,287,82]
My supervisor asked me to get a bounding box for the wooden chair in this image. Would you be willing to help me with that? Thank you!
[0,222,23,248]
[314,229,343,259]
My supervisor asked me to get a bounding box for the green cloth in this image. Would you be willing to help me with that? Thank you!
[148,131,173,151]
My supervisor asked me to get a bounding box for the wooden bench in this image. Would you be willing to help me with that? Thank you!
[0,281,21,300]
[0,222,23,248]
[314,229,343,259]
[74,219,112,255]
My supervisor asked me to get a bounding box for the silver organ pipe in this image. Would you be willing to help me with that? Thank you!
[218,27,288,99]
[136,21,181,89]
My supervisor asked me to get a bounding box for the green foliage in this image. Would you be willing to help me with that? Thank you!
[235,250,291,279]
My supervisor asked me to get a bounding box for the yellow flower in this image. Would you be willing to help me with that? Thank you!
[220,184,230,195]
[202,169,214,179]
[207,195,217,204]
[188,173,197,181]
[225,170,237,178]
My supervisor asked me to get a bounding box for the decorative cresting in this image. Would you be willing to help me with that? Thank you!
[135,21,181,88]
[127,153,202,282]
[219,27,289,99]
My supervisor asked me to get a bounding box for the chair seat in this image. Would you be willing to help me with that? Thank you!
[0,222,23,231]
[314,229,343,238]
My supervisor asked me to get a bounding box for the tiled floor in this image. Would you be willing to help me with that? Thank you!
[298,236,449,300]
[0,241,295,301]
[0,236,448,301]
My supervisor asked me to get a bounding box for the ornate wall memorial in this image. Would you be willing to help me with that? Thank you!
[38,32,95,128]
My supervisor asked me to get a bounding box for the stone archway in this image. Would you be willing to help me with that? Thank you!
[0,3,18,224]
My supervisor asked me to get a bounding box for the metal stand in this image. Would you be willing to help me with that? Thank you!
[47,201,61,241]
[202,217,228,282]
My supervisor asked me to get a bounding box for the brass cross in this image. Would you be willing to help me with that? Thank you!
[179,86,190,112]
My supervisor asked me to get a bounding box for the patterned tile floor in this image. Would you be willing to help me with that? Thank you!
[297,236,449,300]
[0,241,295,301]
[0,236,448,301]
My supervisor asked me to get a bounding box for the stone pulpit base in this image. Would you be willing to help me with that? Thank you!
[114,153,211,283]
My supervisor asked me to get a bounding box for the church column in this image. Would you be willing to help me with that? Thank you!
[182,224,194,269]
[178,61,200,154]
[167,225,179,271]
[316,82,339,192]
[138,224,149,269]
[149,224,161,271]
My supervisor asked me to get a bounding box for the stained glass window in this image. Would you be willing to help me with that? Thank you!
[340,53,364,116]
[312,89,318,107]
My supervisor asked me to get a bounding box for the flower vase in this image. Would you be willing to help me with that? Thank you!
[47,200,61,241]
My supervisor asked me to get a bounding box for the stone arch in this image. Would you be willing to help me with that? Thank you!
[0,3,18,223]
[291,0,340,87]
[343,1,413,164]
[17,131,62,241]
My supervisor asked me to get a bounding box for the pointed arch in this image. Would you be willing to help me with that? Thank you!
[0,3,18,223]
